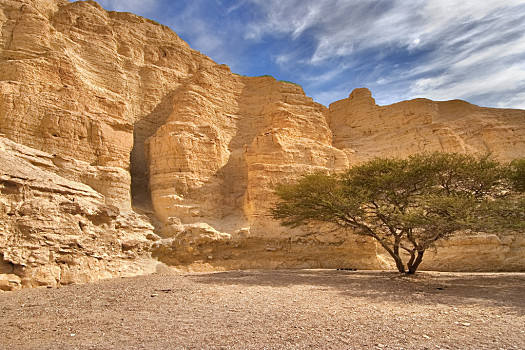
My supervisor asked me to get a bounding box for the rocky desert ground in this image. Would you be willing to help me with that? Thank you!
[1,268,524,349]
[1,2,524,349]
[1,0,525,291]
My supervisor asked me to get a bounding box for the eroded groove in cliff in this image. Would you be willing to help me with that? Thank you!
[130,90,178,210]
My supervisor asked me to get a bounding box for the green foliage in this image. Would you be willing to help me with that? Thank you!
[279,80,302,87]
[272,153,525,274]
[510,158,525,191]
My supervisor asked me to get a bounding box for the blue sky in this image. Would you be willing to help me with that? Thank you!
[94,0,525,109]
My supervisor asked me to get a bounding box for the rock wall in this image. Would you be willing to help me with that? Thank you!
[420,234,525,272]
[147,72,379,270]
[329,88,525,271]
[0,0,218,288]
[0,0,524,289]
[329,88,525,163]
[0,136,156,291]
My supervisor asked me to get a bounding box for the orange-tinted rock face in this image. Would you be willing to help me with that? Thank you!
[1,1,524,288]
[0,0,211,287]
[329,88,525,271]
[329,88,525,163]
[147,74,379,271]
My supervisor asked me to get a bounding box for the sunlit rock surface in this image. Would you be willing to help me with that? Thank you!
[1,0,524,289]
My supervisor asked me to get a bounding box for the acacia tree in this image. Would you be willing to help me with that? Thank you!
[272,153,525,274]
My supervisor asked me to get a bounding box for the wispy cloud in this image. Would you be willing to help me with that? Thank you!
[243,0,525,108]
[89,0,525,109]
[409,63,525,107]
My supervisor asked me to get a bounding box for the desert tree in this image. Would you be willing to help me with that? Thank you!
[272,153,525,274]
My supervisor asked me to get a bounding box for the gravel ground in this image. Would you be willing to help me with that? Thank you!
[0,269,524,349]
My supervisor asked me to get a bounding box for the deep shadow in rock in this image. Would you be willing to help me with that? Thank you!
[130,90,181,210]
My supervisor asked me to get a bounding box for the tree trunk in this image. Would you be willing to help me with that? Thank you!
[407,251,425,274]
[407,250,416,271]
[394,256,406,273]
[383,242,405,273]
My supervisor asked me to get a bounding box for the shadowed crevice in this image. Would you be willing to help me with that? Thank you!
[130,90,179,210]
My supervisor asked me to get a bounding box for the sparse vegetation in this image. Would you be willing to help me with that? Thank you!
[232,73,302,86]
[279,80,301,86]
[272,153,525,274]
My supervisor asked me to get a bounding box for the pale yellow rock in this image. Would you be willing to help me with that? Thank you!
[147,74,378,270]
[0,274,22,292]
[329,88,525,163]
[329,88,525,271]
[0,136,156,289]
[420,234,525,272]
[0,0,216,212]
[0,0,524,285]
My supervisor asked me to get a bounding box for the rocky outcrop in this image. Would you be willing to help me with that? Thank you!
[0,0,380,288]
[329,88,525,163]
[147,73,379,270]
[0,0,221,213]
[0,0,524,289]
[0,136,157,290]
[0,0,216,288]
[421,234,525,272]
[329,88,525,271]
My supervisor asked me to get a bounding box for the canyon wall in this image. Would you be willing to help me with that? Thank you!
[329,88,525,163]
[328,88,525,271]
[0,0,523,289]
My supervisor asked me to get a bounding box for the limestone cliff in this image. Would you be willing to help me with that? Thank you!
[0,0,524,289]
[329,88,525,271]
[0,136,156,291]
[0,0,379,288]
[148,74,377,271]
[0,0,218,288]
[329,88,524,163]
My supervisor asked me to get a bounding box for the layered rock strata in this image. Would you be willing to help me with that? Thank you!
[0,136,156,291]
[147,73,379,270]
[0,0,524,289]
[329,88,525,163]
[329,88,525,271]
[0,0,380,288]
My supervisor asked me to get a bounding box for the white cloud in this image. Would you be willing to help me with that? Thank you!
[244,0,316,40]
[313,88,350,107]
[90,0,525,109]
[496,91,525,109]
[247,0,525,63]
[304,63,352,85]
[409,64,525,106]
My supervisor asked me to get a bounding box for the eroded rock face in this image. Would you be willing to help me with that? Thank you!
[421,234,525,272]
[147,73,379,270]
[0,0,524,288]
[329,88,525,271]
[0,136,157,290]
[0,0,217,287]
[329,88,525,163]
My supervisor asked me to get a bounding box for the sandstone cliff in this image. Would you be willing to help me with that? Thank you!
[0,135,156,291]
[329,88,524,163]
[1,0,524,289]
[329,88,525,271]
[148,73,377,271]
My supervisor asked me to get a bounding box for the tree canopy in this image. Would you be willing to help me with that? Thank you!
[272,153,525,274]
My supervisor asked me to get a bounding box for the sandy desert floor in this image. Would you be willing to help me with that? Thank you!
[0,269,524,349]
